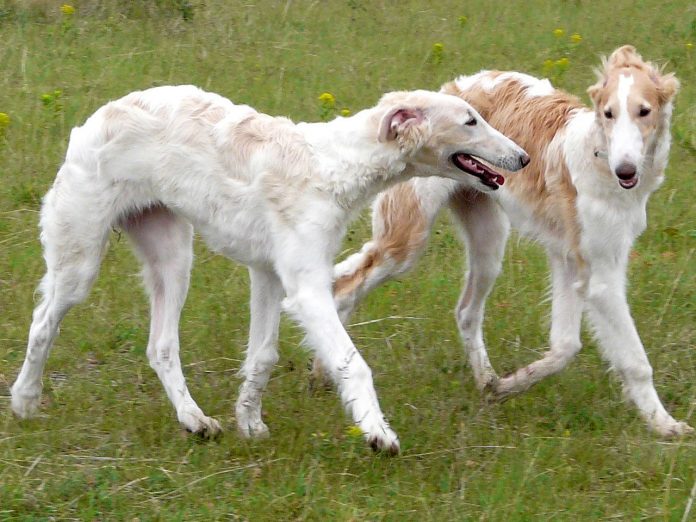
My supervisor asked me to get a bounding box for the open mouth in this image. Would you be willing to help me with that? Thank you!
[451,153,505,190]
[617,172,638,189]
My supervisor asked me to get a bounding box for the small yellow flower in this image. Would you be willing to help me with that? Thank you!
[0,112,9,127]
[346,425,363,439]
[340,108,351,117]
[458,15,468,27]
[687,42,694,50]
[556,57,570,67]
[431,43,445,64]
[60,4,75,15]
[318,92,335,107]
[543,59,554,68]
[570,33,582,43]
[553,28,565,38]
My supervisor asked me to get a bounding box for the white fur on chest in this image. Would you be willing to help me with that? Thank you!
[563,111,658,265]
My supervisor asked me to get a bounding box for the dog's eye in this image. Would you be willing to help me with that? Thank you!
[603,109,613,119]
[465,118,477,126]
[639,107,651,117]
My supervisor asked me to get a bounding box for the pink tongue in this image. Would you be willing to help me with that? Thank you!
[619,177,637,188]
[460,155,505,186]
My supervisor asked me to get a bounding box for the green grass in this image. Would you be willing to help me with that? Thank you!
[1,0,695,519]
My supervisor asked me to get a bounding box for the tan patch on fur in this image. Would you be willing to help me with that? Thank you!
[180,98,228,125]
[586,46,679,171]
[334,183,427,296]
[378,183,430,263]
[587,45,679,110]
[443,76,585,262]
[334,249,381,297]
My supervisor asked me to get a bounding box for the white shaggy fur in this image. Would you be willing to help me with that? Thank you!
[332,48,693,438]
[10,84,528,454]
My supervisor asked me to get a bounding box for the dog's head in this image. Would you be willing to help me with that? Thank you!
[376,90,529,190]
[587,45,679,189]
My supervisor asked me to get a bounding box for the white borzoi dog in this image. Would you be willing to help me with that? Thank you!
[10,85,529,454]
[332,46,693,437]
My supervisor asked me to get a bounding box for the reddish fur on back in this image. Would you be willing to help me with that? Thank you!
[441,77,584,260]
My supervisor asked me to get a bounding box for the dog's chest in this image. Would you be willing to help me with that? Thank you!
[576,193,647,261]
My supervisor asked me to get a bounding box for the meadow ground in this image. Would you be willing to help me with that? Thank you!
[0,1,695,519]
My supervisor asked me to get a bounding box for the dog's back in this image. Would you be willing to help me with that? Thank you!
[440,72,589,260]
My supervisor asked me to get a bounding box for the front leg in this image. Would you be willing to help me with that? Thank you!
[278,261,400,455]
[450,190,508,391]
[586,269,693,437]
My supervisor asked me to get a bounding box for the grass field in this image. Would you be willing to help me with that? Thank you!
[1,1,695,519]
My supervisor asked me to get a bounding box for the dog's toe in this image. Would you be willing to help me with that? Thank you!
[664,421,694,438]
[10,391,42,419]
[186,416,223,440]
[650,417,695,439]
[367,434,400,456]
[236,416,270,439]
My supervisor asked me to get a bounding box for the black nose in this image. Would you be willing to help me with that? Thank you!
[520,153,530,167]
[615,162,637,179]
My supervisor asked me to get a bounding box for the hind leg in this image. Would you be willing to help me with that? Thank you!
[317,179,454,388]
[123,206,221,437]
[450,190,508,391]
[333,177,454,322]
[493,251,584,397]
[12,190,110,417]
[235,267,283,438]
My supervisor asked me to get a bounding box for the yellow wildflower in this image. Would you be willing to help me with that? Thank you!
[553,28,564,38]
[431,43,444,65]
[0,112,9,127]
[458,15,468,27]
[687,42,694,50]
[346,425,363,439]
[556,57,569,67]
[340,108,351,117]
[318,92,335,107]
[60,4,75,15]
[570,33,582,43]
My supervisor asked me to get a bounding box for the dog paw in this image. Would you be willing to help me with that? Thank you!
[365,427,400,456]
[235,402,270,439]
[236,417,270,439]
[358,417,400,456]
[483,377,518,403]
[477,373,499,394]
[178,408,223,439]
[10,390,42,419]
[489,371,536,402]
[651,419,694,439]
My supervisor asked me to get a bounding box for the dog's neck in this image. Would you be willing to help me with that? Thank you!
[298,109,413,212]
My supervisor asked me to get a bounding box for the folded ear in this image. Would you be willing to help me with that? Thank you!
[657,72,679,105]
[378,107,424,142]
[587,74,606,108]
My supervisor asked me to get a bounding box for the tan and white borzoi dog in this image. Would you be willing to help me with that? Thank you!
[9,85,529,454]
[332,46,693,437]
